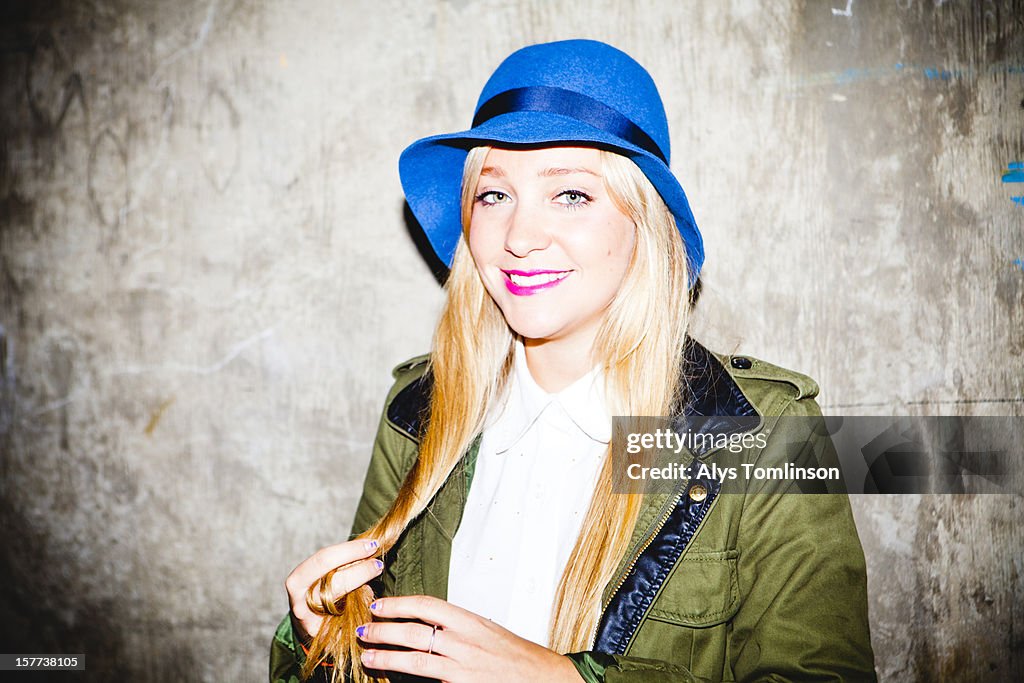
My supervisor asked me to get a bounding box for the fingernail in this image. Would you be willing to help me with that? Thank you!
[361,650,375,665]
[365,540,379,551]
[355,625,367,639]
[373,559,384,570]
[369,600,380,611]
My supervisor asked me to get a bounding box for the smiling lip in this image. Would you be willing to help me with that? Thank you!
[501,269,572,296]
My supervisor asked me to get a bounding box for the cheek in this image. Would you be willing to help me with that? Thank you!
[467,225,488,265]
[468,216,502,260]
[604,220,636,272]
[467,219,482,256]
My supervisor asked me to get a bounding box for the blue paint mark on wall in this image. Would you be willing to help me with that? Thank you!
[924,67,960,80]
[1003,162,1024,183]
[1012,197,1024,206]
[801,62,1024,88]
[1014,258,1024,272]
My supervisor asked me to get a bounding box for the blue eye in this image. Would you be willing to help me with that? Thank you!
[556,190,592,208]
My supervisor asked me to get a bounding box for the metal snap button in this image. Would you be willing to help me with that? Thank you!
[688,484,708,502]
[731,356,752,370]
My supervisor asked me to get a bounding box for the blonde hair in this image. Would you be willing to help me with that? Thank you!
[302,146,693,681]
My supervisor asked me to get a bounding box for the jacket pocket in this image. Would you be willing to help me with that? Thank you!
[646,549,740,627]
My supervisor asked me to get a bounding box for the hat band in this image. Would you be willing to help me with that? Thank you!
[472,86,668,164]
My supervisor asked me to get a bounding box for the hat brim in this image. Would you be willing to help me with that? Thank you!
[398,111,703,279]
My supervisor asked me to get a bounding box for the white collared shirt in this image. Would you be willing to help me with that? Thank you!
[447,341,610,647]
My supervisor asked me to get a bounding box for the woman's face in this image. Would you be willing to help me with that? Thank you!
[468,146,636,351]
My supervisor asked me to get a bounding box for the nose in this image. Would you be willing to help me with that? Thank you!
[504,201,551,257]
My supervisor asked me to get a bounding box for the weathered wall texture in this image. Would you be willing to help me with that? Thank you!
[0,1,1021,680]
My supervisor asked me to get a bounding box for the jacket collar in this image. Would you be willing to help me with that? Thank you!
[387,339,761,656]
[386,337,760,442]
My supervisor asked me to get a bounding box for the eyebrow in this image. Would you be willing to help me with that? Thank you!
[478,165,602,178]
[539,166,602,178]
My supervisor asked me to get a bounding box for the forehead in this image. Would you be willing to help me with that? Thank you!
[479,145,603,172]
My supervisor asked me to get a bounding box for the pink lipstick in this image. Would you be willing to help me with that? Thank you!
[501,269,572,296]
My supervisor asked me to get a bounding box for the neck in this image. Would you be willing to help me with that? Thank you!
[522,335,596,393]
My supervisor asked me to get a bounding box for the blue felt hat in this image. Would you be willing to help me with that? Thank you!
[399,39,703,282]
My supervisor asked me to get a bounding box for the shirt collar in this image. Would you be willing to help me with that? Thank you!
[485,340,611,453]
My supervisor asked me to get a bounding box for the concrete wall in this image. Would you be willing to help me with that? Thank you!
[1,1,1021,680]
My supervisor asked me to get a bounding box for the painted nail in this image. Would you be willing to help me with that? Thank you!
[365,539,379,551]
[369,601,380,611]
[374,559,384,570]
[361,650,375,665]
[355,625,367,639]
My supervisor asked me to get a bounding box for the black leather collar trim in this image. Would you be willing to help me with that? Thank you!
[679,338,757,419]
[385,339,759,442]
[386,373,433,443]
[675,339,761,457]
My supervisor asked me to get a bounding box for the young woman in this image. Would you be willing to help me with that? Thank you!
[271,40,876,683]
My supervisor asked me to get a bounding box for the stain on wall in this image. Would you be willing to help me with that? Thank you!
[0,1,1021,680]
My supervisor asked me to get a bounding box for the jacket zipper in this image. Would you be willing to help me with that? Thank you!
[590,482,719,652]
[588,485,686,648]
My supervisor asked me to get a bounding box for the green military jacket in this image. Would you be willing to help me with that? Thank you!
[271,341,876,682]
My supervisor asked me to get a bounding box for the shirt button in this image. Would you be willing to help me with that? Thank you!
[731,356,752,370]
[688,484,708,502]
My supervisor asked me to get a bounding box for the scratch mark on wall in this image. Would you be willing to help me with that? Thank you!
[832,0,854,17]
[199,86,241,193]
[87,129,129,230]
[146,0,217,149]
[124,86,175,236]
[156,0,220,73]
[25,32,87,132]
[28,396,76,418]
[112,326,275,377]
[0,326,10,386]
[0,324,13,436]
[144,396,176,436]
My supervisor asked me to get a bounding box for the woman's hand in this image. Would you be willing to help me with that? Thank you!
[284,539,383,642]
[356,595,581,683]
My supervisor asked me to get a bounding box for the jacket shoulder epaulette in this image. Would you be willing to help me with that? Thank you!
[391,353,431,380]
[717,353,820,401]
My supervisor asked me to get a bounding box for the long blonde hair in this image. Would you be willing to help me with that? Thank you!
[302,145,693,681]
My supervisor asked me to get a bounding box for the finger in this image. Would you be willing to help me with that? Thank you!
[368,595,478,632]
[356,621,460,658]
[285,539,379,606]
[303,557,385,616]
[361,648,453,681]
[327,557,385,599]
[291,610,320,644]
[291,539,380,589]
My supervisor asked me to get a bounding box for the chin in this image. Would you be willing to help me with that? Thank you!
[499,311,567,342]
